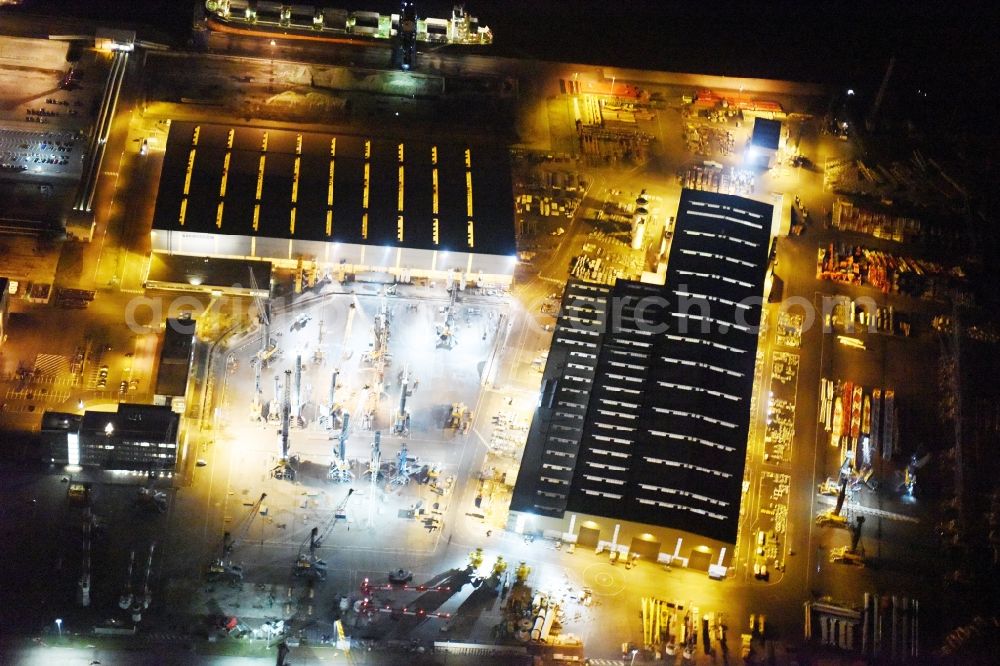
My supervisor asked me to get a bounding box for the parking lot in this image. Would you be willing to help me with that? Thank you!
[0,128,81,176]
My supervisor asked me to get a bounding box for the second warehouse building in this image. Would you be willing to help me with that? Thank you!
[509,189,774,572]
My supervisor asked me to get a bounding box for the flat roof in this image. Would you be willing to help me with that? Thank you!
[80,403,179,442]
[155,318,195,398]
[750,117,781,150]
[512,190,773,544]
[146,253,272,293]
[41,411,82,432]
[151,122,516,257]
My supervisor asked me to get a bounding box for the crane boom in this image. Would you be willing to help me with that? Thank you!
[224,492,267,557]
[315,489,355,548]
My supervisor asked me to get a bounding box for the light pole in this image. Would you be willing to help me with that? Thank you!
[55,618,62,636]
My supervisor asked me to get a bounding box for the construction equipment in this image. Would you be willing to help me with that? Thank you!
[249,267,274,405]
[447,402,471,430]
[325,488,355,535]
[207,493,267,583]
[899,452,931,497]
[365,431,383,527]
[816,511,849,528]
[272,371,297,481]
[68,481,92,507]
[388,569,414,584]
[362,576,451,596]
[829,546,866,566]
[328,411,354,483]
[387,443,416,487]
[320,369,342,431]
[294,489,355,579]
[491,555,508,579]
[293,527,329,580]
[468,547,484,571]
[392,364,411,436]
[313,319,326,366]
[268,374,282,423]
[136,471,167,513]
[436,287,458,349]
[360,298,391,430]
[817,477,841,496]
[830,516,867,566]
[816,479,850,527]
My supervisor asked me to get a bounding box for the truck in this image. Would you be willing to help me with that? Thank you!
[829,546,866,567]
[815,511,849,528]
[68,481,92,507]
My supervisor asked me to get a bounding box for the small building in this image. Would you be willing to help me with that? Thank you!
[747,117,783,169]
[145,253,271,299]
[154,318,196,413]
[43,403,180,471]
[95,28,135,52]
[40,411,83,463]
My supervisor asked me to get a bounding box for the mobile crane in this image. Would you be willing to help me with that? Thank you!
[207,493,267,583]
[272,370,297,481]
[328,411,354,483]
[829,516,867,566]
[392,364,412,436]
[815,479,850,528]
[294,489,355,579]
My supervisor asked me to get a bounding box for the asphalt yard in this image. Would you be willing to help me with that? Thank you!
[154,285,513,633]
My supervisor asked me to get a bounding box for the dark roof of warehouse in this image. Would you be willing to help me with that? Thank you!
[81,403,179,443]
[146,253,272,293]
[511,189,773,544]
[750,117,781,150]
[41,411,82,432]
[155,318,196,398]
[151,121,516,256]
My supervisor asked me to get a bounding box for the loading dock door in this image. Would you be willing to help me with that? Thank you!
[629,536,661,561]
[577,526,600,548]
[688,549,713,571]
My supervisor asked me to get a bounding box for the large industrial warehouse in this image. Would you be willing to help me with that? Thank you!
[509,189,774,571]
[149,121,518,285]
